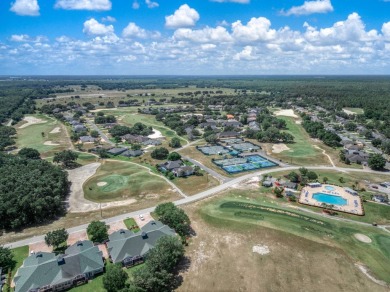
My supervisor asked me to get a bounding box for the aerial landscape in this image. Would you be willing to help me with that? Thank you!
[1,0,390,292]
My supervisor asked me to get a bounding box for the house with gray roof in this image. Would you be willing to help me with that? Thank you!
[108,147,127,156]
[142,139,162,146]
[107,221,176,266]
[121,149,143,157]
[13,241,104,292]
[159,160,183,171]
[79,136,96,143]
[172,166,194,177]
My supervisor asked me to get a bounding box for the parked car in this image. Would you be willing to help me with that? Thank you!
[371,185,379,189]
[139,214,144,221]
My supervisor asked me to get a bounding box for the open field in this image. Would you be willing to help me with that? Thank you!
[343,108,365,115]
[1,246,29,291]
[123,217,140,232]
[174,173,220,196]
[15,114,72,158]
[36,87,237,108]
[179,192,390,290]
[265,116,340,166]
[83,160,174,203]
[179,198,389,292]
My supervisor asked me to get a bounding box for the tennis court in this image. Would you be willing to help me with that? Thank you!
[231,142,260,152]
[198,145,230,155]
[214,155,278,173]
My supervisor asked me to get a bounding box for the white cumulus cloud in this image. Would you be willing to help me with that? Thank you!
[83,18,114,35]
[232,17,276,43]
[10,34,47,42]
[282,0,333,16]
[234,46,257,60]
[55,0,112,11]
[382,22,390,40]
[132,0,140,9]
[165,4,200,29]
[145,0,159,8]
[174,26,233,43]
[10,0,40,16]
[102,16,116,22]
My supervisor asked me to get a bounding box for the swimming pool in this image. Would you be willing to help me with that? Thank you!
[312,193,347,205]
[324,186,335,191]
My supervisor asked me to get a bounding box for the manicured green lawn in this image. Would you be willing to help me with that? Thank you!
[272,116,327,165]
[83,161,172,202]
[15,114,71,157]
[201,197,390,283]
[124,218,140,232]
[3,246,29,291]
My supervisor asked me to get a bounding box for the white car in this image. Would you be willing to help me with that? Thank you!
[139,214,144,221]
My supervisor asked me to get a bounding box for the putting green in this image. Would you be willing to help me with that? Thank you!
[83,161,172,202]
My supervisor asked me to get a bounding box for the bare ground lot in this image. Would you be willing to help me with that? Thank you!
[178,202,388,292]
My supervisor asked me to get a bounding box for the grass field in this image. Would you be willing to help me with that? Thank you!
[173,173,220,195]
[83,160,173,202]
[2,246,29,291]
[124,218,140,232]
[343,108,365,115]
[198,195,390,285]
[269,116,332,166]
[178,199,388,292]
[15,114,71,158]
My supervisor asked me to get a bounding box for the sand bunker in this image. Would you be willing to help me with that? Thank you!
[252,245,270,255]
[97,182,107,187]
[44,141,60,146]
[295,120,302,124]
[148,128,164,139]
[343,109,356,115]
[354,233,372,243]
[19,116,47,128]
[274,109,298,118]
[50,127,61,134]
[272,143,290,153]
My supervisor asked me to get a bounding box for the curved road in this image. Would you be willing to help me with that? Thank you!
[4,165,390,248]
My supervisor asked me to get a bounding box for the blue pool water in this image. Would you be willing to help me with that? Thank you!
[325,186,335,191]
[312,193,347,205]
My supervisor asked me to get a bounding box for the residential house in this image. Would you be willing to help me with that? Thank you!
[79,136,96,143]
[172,166,194,177]
[121,134,148,144]
[262,180,273,187]
[107,221,176,266]
[218,131,240,140]
[142,139,162,146]
[108,148,127,156]
[372,194,389,203]
[222,120,242,128]
[73,124,87,132]
[13,241,104,292]
[159,160,183,172]
[248,121,260,131]
[345,151,369,164]
[282,182,298,189]
[121,150,143,157]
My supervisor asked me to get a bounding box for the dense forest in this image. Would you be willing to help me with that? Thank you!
[0,153,69,230]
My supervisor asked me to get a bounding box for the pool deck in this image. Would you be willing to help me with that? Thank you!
[299,184,364,215]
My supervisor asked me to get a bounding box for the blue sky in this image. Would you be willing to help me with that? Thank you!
[1,0,390,74]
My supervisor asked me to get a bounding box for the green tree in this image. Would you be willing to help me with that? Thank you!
[18,147,41,159]
[169,137,181,148]
[53,150,79,168]
[87,221,108,243]
[298,167,308,176]
[274,187,284,198]
[155,203,191,237]
[103,264,129,292]
[288,171,300,183]
[368,153,386,170]
[0,246,16,271]
[307,171,318,180]
[167,152,181,161]
[90,130,100,138]
[322,177,329,183]
[151,147,169,160]
[44,228,69,250]
[339,177,345,183]
[131,143,141,150]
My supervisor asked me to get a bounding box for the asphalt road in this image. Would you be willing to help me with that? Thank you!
[87,119,115,146]
[5,165,390,248]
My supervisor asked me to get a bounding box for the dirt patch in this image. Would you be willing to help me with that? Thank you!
[98,244,109,259]
[44,141,60,146]
[354,233,372,243]
[148,128,164,139]
[19,116,47,128]
[29,241,52,253]
[274,109,298,118]
[97,182,107,187]
[343,109,356,115]
[232,176,260,190]
[67,230,88,246]
[272,143,291,153]
[252,244,270,255]
[295,120,302,124]
[108,220,127,234]
[49,127,61,134]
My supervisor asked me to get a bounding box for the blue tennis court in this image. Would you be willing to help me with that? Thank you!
[216,155,278,173]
